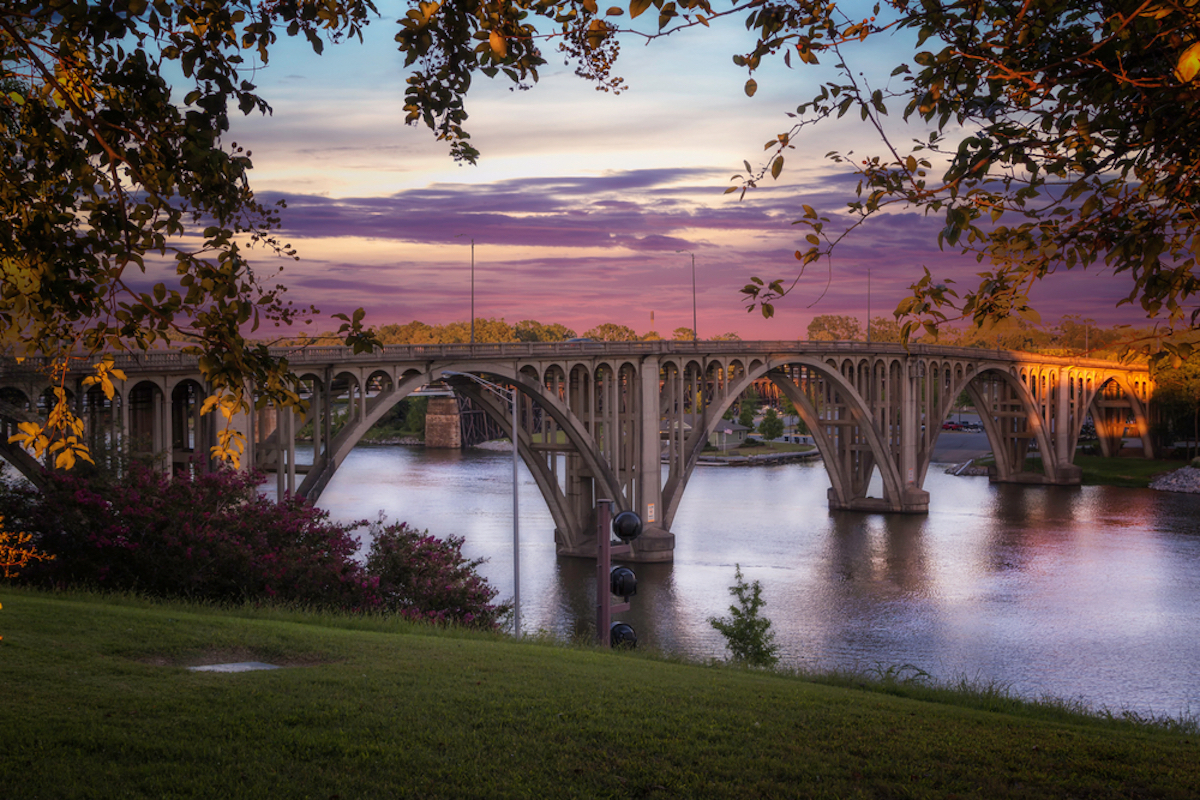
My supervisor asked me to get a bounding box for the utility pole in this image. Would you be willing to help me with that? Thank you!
[456,234,475,345]
[676,250,697,343]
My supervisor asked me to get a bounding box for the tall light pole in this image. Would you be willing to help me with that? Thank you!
[866,268,872,343]
[441,370,520,637]
[675,249,697,343]
[455,234,475,345]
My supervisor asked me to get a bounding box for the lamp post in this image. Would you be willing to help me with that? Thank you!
[441,370,520,636]
[675,249,697,343]
[455,234,475,345]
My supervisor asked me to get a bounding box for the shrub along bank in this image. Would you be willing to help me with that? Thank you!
[0,464,506,627]
[0,589,1196,799]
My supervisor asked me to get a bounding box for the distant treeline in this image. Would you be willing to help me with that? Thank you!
[281,319,741,345]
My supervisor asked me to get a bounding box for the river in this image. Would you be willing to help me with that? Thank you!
[307,443,1200,719]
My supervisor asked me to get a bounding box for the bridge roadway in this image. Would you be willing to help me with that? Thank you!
[0,340,1154,562]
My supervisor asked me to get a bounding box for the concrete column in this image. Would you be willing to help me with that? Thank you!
[323,368,333,458]
[358,369,368,422]
[276,401,286,498]
[630,355,672,562]
[159,384,171,475]
[425,396,462,448]
[119,383,131,461]
[243,384,255,475]
[1053,370,1082,483]
[895,356,928,510]
[286,405,296,494]
[309,382,321,467]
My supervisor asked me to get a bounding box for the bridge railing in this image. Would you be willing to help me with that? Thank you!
[0,340,1142,378]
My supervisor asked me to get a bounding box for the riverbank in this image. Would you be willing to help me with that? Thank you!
[477,439,824,466]
[1150,465,1200,494]
[694,449,822,466]
[945,453,1198,490]
[2,588,1197,799]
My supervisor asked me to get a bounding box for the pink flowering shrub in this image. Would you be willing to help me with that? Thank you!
[0,464,505,627]
[365,519,509,628]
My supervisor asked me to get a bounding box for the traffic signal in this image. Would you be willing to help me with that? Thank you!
[612,510,642,543]
[609,622,637,648]
[596,501,643,648]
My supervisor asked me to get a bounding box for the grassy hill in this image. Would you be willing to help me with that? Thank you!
[2,588,1196,799]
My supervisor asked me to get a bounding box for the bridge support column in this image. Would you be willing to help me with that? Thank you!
[425,397,462,449]
[898,357,930,513]
[1052,371,1083,484]
[826,488,929,514]
[629,354,673,563]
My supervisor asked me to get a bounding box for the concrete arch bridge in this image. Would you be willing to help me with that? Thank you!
[0,341,1154,562]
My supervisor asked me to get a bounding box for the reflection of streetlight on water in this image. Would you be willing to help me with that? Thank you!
[441,370,520,637]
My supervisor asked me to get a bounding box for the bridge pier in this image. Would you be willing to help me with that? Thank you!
[424,396,461,449]
[827,486,930,514]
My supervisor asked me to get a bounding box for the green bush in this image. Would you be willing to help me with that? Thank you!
[708,564,779,668]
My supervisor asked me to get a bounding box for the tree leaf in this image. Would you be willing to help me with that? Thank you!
[1176,41,1200,83]
[489,30,507,58]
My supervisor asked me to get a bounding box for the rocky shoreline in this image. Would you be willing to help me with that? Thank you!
[1149,466,1200,494]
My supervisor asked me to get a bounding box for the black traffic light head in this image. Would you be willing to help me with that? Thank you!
[612,510,643,543]
[610,565,637,599]
[610,622,637,648]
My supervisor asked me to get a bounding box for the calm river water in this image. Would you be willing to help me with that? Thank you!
[308,444,1200,718]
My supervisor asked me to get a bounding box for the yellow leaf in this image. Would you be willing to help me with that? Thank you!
[1175,41,1200,82]
[418,0,440,21]
[489,29,507,58]
[585,19,608,50]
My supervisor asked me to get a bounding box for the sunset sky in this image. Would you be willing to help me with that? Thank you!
[220,6,1150,340]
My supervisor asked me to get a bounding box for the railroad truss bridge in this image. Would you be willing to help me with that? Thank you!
[0,341,1154,562]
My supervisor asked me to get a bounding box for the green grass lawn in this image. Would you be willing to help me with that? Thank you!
[1071,453,1189,487]
[2,588,1197,799]
[728,442,816,456]
[974,452,1189,488]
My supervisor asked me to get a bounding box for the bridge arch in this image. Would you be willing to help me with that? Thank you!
[126,380,164,463]
[293,362,633,557]
[657,354,910,531]
[1082,373,1154,458]
[0,386,44,488]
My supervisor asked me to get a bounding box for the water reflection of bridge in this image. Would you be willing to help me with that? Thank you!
[0,341,1154,561]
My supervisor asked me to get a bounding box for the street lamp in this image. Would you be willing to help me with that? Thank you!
[675,249,697,343]
[441,370,520,636]
[455,234,475,345]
